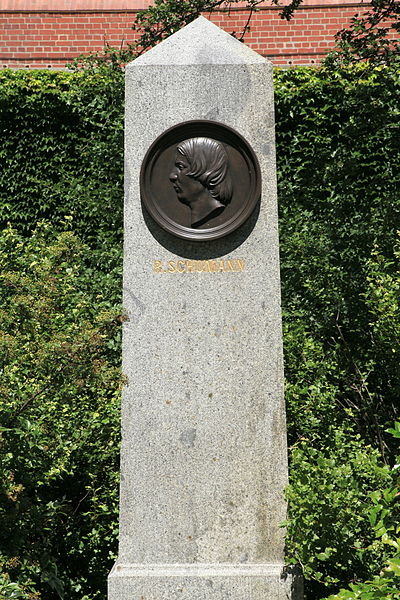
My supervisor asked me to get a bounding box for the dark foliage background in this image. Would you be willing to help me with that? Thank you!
[0,63,399,599]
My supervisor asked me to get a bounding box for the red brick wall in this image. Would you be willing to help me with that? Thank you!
[0,1,376,68]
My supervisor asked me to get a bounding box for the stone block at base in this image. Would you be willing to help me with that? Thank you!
[108,563,302,600]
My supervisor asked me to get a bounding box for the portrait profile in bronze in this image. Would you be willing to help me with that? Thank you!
[169,137,233,228]
[140,120,261,241]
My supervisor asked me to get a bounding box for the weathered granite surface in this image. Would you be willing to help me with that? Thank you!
[108,16,301,599]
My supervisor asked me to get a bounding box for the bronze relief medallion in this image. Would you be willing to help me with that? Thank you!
[140,120,261,241]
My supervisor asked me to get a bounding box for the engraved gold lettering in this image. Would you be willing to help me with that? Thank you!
[236,259,245,272]
[154,260,163,273]
[154,258,245,273]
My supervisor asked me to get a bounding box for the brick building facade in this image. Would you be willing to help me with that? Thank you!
[1,1,375,68]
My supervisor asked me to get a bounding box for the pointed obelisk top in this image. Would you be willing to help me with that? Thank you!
[129,16,267,66]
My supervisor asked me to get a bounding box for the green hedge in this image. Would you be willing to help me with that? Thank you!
[0,68,124,306]
[0,224,122,600]
[276,64,400,459]
[275,64,400,598]
[0,64,399,600]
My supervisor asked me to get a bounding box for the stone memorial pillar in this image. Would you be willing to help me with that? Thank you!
[108,16,301,600]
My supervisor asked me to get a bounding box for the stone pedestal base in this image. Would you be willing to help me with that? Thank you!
[108,563,302,600]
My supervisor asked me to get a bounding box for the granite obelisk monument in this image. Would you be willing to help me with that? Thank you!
[108,16,301,599]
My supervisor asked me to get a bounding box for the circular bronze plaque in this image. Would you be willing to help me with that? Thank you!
[140,120,261,241]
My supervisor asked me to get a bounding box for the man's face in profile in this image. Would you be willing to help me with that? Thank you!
[168,137,233,228]
[169,154,204,206]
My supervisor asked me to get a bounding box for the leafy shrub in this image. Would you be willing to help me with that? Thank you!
[0,222,122,599]
[285,427,395,595]
[323,423,400,600]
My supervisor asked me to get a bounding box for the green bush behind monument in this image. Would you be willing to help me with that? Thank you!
[0,64,399,599]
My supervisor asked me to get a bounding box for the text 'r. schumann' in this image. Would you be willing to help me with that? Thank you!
[153,259,245,274]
